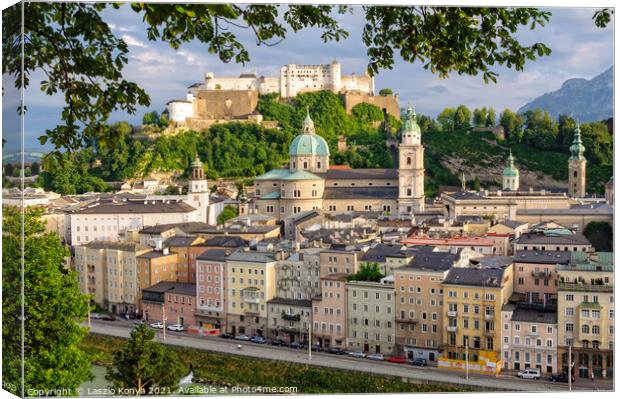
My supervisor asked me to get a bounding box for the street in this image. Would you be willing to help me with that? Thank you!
[86,320,613,392]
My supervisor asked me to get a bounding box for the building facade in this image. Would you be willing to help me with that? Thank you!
[195,248,230,329]
[141,281,197,326]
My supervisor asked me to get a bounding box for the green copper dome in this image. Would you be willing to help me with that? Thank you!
[401,105,421,135]
[569,123,586,161]
[289,111,330,157]
[503,150,519,177]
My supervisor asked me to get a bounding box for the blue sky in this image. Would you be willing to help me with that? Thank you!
[2,4,614,152]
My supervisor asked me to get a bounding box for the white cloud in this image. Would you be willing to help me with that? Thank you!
[121,34,147,48]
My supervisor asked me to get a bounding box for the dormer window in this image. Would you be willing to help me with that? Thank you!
[303,161,308,169]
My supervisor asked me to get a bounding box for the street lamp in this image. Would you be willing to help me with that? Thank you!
[465,336,469,380]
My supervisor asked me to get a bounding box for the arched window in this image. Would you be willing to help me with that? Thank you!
[303,161,308,169]
[592,325,600,334]
[407,157,412,165]
[582,325,590,334]
[574,171,578,177]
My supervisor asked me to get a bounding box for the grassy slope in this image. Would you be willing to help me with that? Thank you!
[422,129,612,196]
[81,334,468,394]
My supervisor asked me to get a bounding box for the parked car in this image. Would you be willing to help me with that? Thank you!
[167,324,185,332]
[311,344,323,352]
[386,356,407,364]
[518,368,541,380]
[149,321,164,329]
[348,351,366,358]
[250,336,267,344]
[289,341,304,349]
[409,358,427,367]
[367,353,385,361]
[133,319,145,325]
[325,347,345,355]
[101,314,116,321]
[549,373,575,383]
[219,333,234,339]
[271,338,286,346]
[234,334,251,341]
[90,312,103,320]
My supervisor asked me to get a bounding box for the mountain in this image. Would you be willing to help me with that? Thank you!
[518,67,613,122]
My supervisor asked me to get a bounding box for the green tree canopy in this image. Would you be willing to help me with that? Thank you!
[217,205,239,225]
[437,108,456,131]
[4,4,566,151]
[473,107,487,127]
[2,206,93,396]
[348,262,384,282]
[583,221,613,252]
[454,105,472,129]
[378,88,393,96]
[485,107,496,127]
[106,324,186,395]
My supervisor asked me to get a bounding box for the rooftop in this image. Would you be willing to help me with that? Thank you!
[321,168,399,180]
[142,281,196,297]
[202,236,247,248]
[73,200,195,214]
[510,306,557,324]
[137,250,177,259]
[267,297,312,307]
[516,232,591,246]
[514,250,572,264]
[443,267,507,288]
[402,236,495,247]
[81,241,150,252]
[196,248,232,262]
[227,250,277,263]
[139,222,210,235]
[323,186,399,200]
[361,243,407,262]
[164,236,202,247]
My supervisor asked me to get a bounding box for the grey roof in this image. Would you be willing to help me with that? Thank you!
[137,250,176,259]
[445,191,488,201]
[142,281,196,296]
[139,222,209,235]
[514,250,573,264]
[517,203,613,215]
[471,256,514,269]
[226,250,276,263]
[322,168,398,180]
[362,243,407,262]
[511,306,557,324]
[407,249,462,271]
[202,236,247,248]
[499,219,528,229]
[323,186,399,200]
[196,248,232,262]
[516,233,591,246]
[267,297,312,307]
[443,267,506,287]
[164,236,201,247]
[73,200,195,214]
[197,225,280,234]
[82,241,150,252]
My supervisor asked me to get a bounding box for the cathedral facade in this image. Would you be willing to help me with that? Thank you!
[252,107,425,223]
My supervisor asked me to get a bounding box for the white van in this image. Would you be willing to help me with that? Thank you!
[517,368,541,380]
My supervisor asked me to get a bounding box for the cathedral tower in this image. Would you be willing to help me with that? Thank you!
[187,156,210,223]
[398,105,425,214]
[502,150,519,191]
[568,123,587,198]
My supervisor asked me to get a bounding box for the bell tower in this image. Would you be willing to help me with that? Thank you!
[568,123,587,198]
[398,105,425,215]
[187,156,210,223]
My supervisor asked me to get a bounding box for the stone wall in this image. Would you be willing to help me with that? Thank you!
[343,91,401,119]
[194,89,259,120]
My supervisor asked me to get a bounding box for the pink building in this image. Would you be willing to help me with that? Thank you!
[401,236,496,255]
[141,281,197,326]
[313,273,348,349]
[513,251,572,305]
[195,248,230,330]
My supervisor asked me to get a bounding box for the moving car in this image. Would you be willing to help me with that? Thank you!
[325,347,346,355]
[409,358,427,367]
[367,353,385,361]
[271,339,286,346]
[250,336,267,344]
[348,351,366,358]
[386,356,407,364]
[517,368,541,380]
[167,324,185,331]
[548,373,575,383]
[149,321,164,329]
[219,333,234,339]
[234,334,251,341]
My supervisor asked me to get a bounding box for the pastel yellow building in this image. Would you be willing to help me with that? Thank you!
[440,261,514,374]
[225,250,278,336]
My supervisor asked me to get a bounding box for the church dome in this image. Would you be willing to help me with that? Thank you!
[288,111,330,157]
[402,106,421,135]
[503,150,519,177]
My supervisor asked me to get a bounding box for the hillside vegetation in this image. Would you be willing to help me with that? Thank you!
[36,91,612,197]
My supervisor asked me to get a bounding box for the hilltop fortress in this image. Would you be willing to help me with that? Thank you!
[166,60,399,130]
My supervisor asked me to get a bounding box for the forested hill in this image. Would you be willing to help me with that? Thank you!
[33,91,612,196]
[518,67,613,122]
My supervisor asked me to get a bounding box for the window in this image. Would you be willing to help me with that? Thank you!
[565,294,574,301]
[565,323,574,332]
[581,325,589,334]
[565,307,575,316]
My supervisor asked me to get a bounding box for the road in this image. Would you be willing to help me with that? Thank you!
[85,320,612,392]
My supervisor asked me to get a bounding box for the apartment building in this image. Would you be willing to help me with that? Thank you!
[267,298,312,344]
[74,241,151,315]
[513,250,572,305]
[514,232,592,252]
[501,303,558,374]
[141,281,197,326]
[394,247,475,362]
[441,262,514,364]
[347,279,395,355]
[557,252,614,380]
[360,243,414,275]
[225,250,278,336]
[164,235,205,282]
[313,273,348,349]
[195,248,230,329]
[136,249,178,312]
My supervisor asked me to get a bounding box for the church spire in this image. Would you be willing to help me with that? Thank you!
[302,106,316,135]
[569,122,586,161]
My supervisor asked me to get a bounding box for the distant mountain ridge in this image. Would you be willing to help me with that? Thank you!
[518,67,613,122]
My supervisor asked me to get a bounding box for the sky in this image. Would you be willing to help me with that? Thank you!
[2,4,615,152]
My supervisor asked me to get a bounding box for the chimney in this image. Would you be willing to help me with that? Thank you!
[163,247,169,255]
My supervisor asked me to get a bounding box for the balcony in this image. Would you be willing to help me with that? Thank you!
[447,326,458,333]
[447,310,458,318]
[244,308,260,316]
[241,287,260,304]
[531,270,553,278]
[484,313,495,321]
[557,281,613,293]
[396,317,419,324]
[281,311,301,322]
[483,330,495,337]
